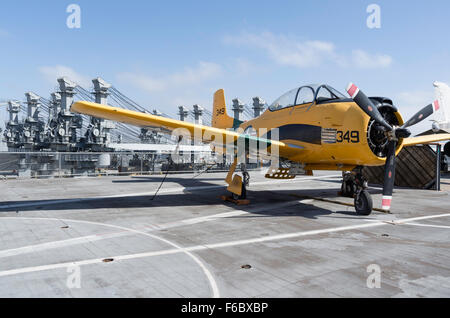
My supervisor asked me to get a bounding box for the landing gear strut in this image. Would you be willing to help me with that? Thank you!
[340,169,373,215]
[225,156,250,203]
[232,166,249,200]
[340,172,356,198]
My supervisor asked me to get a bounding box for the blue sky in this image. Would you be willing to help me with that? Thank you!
[1,0,449,133]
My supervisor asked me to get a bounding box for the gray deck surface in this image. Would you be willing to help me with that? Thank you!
[0,171,449,298]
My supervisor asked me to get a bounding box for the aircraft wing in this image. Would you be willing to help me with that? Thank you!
[71,101,302,158]
[402,133,450,146]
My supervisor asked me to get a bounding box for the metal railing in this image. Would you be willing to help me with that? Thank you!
[0,151,245,179]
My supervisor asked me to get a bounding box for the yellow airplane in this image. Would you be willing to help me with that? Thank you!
[71,83,450,216]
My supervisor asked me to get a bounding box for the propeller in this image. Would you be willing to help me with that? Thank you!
[401,100,440,128]
[346,83,393,131]
[346,83,439,212]
[381,140,396,211]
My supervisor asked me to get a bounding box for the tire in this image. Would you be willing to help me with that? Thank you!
[354,190,373,216]
[341,180,355,198]
[243,172,250,187]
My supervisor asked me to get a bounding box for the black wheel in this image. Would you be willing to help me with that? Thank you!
[341,180,355,198]
[243,172,250,187]
[354,190,373,215]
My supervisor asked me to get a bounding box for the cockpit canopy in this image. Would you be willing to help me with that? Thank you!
[269,84,347,111]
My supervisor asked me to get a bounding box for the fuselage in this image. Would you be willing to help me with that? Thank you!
[240,100,405,171]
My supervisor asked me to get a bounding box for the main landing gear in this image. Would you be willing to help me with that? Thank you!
[340,169,373,216]
[232,170,249,200]
[225,157,250,203]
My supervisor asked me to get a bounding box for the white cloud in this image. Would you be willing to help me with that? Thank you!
[224,32,335,68]
[170,62,222,86]
[117,61,222,93]
[38,65,91,87]
[351,50,393,69]
[224,32,393,69]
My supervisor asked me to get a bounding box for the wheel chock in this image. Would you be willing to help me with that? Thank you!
[220,195,250,206]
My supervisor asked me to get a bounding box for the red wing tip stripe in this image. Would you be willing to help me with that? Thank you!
[433,100,440,112]
[346,82,355,92]
[346,83,359,99]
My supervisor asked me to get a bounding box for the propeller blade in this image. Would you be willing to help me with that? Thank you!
[381,140,397,212]
[402,100,440,128]
[346,83,393,131]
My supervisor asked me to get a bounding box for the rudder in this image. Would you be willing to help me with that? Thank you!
[212,89,242,129]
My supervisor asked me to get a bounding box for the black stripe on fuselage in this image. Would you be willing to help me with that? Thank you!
[263,124,322,145]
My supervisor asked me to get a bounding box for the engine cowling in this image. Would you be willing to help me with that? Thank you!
[366,97,402,158]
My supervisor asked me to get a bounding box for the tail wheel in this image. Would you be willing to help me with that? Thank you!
[355,190,373,216]
[243,172,250,187]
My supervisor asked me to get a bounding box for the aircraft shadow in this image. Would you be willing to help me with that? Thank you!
[112,176,226,187]
[0,175,383,220]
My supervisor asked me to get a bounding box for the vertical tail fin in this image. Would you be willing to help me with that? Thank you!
[434,82,450,132]
[212,89,242,129]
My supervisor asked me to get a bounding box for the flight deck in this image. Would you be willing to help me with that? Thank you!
[0,171,448,298]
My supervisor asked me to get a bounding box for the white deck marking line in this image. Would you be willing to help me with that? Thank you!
[1,213,450,285]
[387,213,450,224]
[0,217,220,298]
[0,174,340,210]
[158,199,312,228]
[197,213,450,250]
[0,200,309,258]
[403,222,450,230]
[0,233,119,258]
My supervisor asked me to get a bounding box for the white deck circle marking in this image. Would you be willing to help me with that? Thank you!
[1,212,449,291]
[0,217,220,298]
[0,199,307,258]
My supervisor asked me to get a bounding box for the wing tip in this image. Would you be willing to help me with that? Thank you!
[403,133,450,146]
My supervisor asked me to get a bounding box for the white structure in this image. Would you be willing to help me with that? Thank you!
[252,97,266,118]
[85,77,116,147]
[433,81,450,132]
[192,104,204,125]
[232,98,244,121]
[178,106,189,121]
